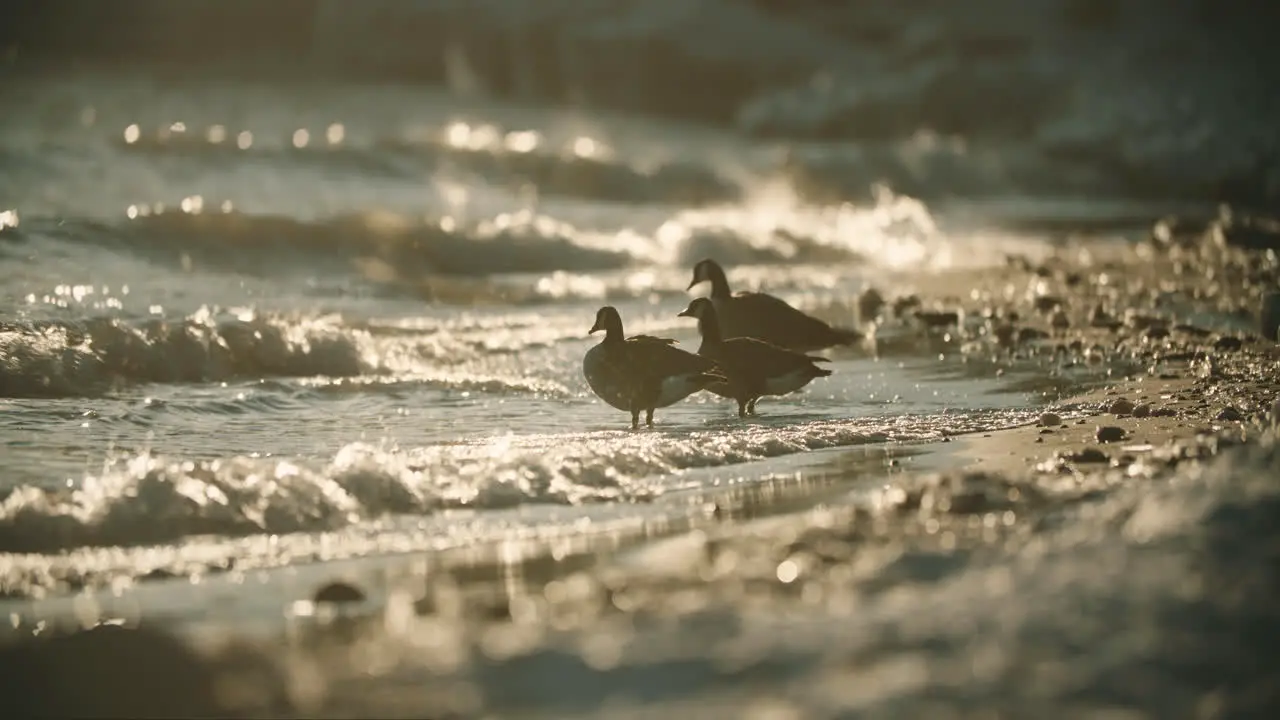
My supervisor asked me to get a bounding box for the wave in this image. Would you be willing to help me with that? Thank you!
[0,310,367,398]
[0,305,605,399]
[111,121,741,207]
[0,408,1036,554]
[23,209,635,281]
[16,184,953,289]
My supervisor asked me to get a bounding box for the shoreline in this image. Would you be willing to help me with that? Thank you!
[4,369,1275,718]
[3,219,1279,716]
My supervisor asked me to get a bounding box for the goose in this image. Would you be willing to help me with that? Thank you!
[677,297,832,418]
[686,258,861,352]
[583,306,725,429]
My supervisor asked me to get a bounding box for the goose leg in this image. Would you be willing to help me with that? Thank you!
[737,399,749,418]
[645,408,655,427]
[630,409,641,430]
[746,398,758,415]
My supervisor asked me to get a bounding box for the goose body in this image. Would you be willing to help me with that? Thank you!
[678,297,832,417]
[583,306,724,429]
[687,258,861,353]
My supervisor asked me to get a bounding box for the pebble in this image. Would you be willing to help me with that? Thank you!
[1215,406,1244,422]
[1038,412,1063,427]
[1064,448,1110,463]
[312,580,366,605]
[1213,336,1243,352]
[1132,403,1152,418]
[1035,296,1064,313]
[1263,292,1280,342]
[1096,426,1127,443]
[1108,398,1135,416]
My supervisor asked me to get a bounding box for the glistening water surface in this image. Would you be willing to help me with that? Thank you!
[0,70,1124,599]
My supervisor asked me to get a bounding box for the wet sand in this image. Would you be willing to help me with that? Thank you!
[958,373,1278,479]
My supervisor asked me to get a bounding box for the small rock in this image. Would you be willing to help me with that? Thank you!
[1096,426,1127,443]
[1108,398,1135,416]
[1262,292,1280,342]
[1213,335,1243,352]
[1215,406,1244,422]
[1065,448,1110,463]
[1034,296,1064,313]
[313,580,366,605]
[1050,309,1070,330]
[1173,324,1212,338]
[1018,327,1050,343]
[1059,445,1111,461]
[1038,412,1063,427]
[1089,305,1121,330]
[1132,403,1152,418]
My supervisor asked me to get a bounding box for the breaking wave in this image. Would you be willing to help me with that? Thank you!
[0,408,1036,554]
[11,182,959,292]
[0,306,588,399]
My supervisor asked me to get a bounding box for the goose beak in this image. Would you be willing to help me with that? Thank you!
[686,276,699,291]
[589,321,602,334]
[676,309,692,318]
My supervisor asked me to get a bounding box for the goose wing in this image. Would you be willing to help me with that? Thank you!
[725,292,859,349]
[719,336,829,379]
[626,334,720,376]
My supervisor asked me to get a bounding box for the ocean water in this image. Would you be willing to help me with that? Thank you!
[0,67,1136,599]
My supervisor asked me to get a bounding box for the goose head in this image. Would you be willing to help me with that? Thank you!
[677,297,716,321]
[589,306,624,337]
[686,258,728,293]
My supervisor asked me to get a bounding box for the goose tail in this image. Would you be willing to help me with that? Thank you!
[698,369,730,387]
[830,326,862,346]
